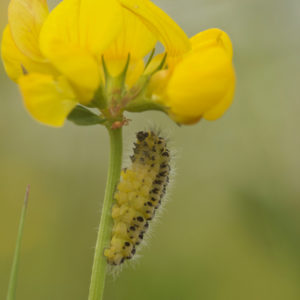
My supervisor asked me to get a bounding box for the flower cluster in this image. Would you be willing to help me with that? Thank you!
[1,0,235,127]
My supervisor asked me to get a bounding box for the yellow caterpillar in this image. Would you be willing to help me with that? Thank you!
[104,131,171,265]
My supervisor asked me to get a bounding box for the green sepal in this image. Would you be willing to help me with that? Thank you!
[144,48,156,70]
[118,54,130,90]
[125,95,166,113]
[123,76,166,114]
[123,53,168,114]
[89,85,107,109]
[67,106,106,126]
[103,54,130,99]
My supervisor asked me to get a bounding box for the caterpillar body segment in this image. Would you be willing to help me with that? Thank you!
[104,131,171,265]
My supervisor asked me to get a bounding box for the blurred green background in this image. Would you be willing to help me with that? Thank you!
[1,0,300,299]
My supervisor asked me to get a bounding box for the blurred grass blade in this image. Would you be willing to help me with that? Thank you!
[6,185,30,300]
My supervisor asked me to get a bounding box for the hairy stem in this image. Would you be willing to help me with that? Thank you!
[88,127,123,300]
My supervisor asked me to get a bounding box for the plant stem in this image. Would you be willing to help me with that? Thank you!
[7,185,30,300]
[88,127,123,300]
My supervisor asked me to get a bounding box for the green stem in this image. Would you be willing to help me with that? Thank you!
[7,185,30,300]
[88,127,123,300]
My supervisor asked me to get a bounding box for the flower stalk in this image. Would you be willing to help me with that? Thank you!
[88,127,123,300]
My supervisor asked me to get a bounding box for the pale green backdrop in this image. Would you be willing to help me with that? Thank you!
[1,0,300,299]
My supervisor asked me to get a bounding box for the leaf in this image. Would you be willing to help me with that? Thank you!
[67,105,105,126]
[7,185,30,300]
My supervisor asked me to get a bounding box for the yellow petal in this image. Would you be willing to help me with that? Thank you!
[104,7,156,60]
[40,44,100,104]
[79,0,123,54]
[40,0,81,47]
[8,0,48,61]
[40,0,99,98]
[19,73,78,127]
[119,0,190,56]
[40,0,122,56]
[102,7,153,89]
[190,28,233,59]
[126,59,145,87]
[147,69,170,97]
[1,25,56,82]
[162,37,235,124]
[39,0,123,101]
[203,80,235,121]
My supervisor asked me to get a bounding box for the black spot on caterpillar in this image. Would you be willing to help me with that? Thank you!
[104,131,171,265]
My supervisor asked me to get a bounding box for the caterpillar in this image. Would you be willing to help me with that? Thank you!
[104,131,171,265]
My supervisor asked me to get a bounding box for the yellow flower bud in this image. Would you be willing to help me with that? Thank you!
[152,28,235,124]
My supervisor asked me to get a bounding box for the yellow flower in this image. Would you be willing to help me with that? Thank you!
[1,0,189,126]
[149,28,235,124]
[1,0,234,127]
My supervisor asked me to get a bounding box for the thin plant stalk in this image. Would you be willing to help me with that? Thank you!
[6,185,30,300]
[88,127,123,300]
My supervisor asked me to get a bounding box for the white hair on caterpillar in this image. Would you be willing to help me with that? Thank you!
[105,128,176,272]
